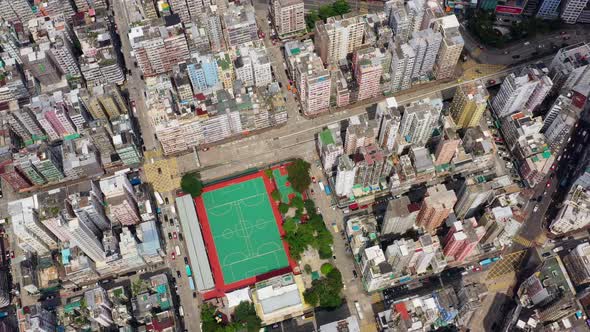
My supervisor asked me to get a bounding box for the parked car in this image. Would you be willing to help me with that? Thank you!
[352,270,358,278]
[177,270,182,278]
[184,257,189,264]
[168,232,172,240]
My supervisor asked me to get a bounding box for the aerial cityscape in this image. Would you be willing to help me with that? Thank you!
[0,0,589,331]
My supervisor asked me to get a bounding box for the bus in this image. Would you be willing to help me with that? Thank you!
[325,185,332,195]
[175,245,181,256]
[185,264,192,277]
[189,277,195,290]
[354,301,364,320]
[318,181,325,192]
[154,192,164,205]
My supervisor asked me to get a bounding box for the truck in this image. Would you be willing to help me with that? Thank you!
[318,181,325,192]
[185,264,192,277]
[154,192,164,205]
[188,277,195,291]
[324,185,332,195]
[179,306,184,317]
[479,258,493,266]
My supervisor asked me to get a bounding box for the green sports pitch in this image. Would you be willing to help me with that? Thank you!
[199,176,290,285]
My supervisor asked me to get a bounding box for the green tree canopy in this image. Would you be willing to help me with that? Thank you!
[304,264,312,274]
[283,217,298,234]
[290,196,304,209]
[321,263,334,275]
[181,172,203,198]
[233,302,261,332]
[303,267,343,309]
[278,202,290,214]
[287,159,312,193]
[270,189,281,202]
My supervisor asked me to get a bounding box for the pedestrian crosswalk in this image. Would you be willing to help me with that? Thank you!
[512,235,534,248]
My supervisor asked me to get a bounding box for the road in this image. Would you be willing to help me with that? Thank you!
[185,58,548,182]
[461,24,590,65]
[112,0,157,152]
[156,191,202,332]
[112,1,201,330]
[308,164,377,330]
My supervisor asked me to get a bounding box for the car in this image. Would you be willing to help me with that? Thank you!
[533,206,539,213]
[310,189,314,194]
[478,44,484,50]
[553,246,564,253]
[173,232,178,240]
[531,51,539,56]
[131,100,136,107]
[546,181,551,188]
[473,266,482,272]
[178,233,183,241]
[352,270,358,278]
[550,164,556,171]
[201,147,209,152]
[503,50,510,54]
[512,55,521,59]
[177,270,182,278]
[332,255,336,260]
[184,256,189,264]
[10,251,14,259]
[193,292,197,298]
[171,252,176,260]
[488,79,496,85]
[560,31,567,35]
[311,176,316,183]
[563,36,570,40]
[168,232,172,240]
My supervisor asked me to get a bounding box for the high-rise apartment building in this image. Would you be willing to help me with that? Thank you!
[453,179,493,219]
[169,0,192,24]
[382,196,416,235]
[415,184,457,233]
[99,174,141,226]
[271,0,305,36]
[85,286,114,327]
[550,185,590,234]
[355,145,392,188]
[561,0,590,23]
[431,15,464,80]
[21,46,63,86]
[294,53,331,115]
[449,83,489,128]
[206,9,226,52]
[563,242,590,285]
[385,0,411,41]
[344,114,379,155]
[128,15,190,77]
[390,42,416,92]
[376,98,401,152]
[335,155,356,197]
[492,65,553,118]
[223,4,258,47]
[315,15,366,66]
[8,197,58,254]
[0,0,35,25]
[443,219,485,262]
[536,0,562,19]
[399,101,440,146]
[353,48,383,101]
[409,29,442,79]
[549,42,590,91]
[317,125,344,171]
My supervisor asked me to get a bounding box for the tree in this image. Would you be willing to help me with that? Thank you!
[304,267,343,309]
[264,169,274,180]
[233,302,261,332]
[332,0,350,15]
[283,218,298,234]
[318,4,336,21]
[304,264,312,274]
[290,196,304,209]
[271,189,281,202]
[318,243,333,259]
[304,199,316,216]
[305,10,320,31]
[321,263,334,275]
[278,202,290,214]
[286,159,312,193]
[181,172,203,198]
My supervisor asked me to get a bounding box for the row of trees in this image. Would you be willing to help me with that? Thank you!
[305,0,351,32]
[201,301,261,332]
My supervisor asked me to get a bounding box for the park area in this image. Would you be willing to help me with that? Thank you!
[194,170,297,296]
